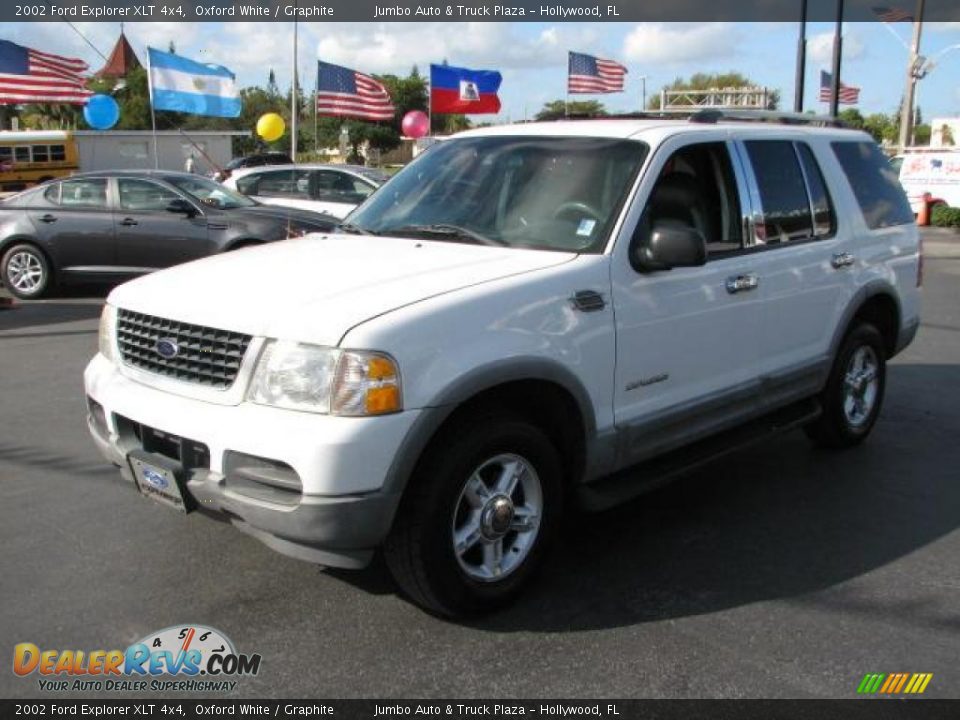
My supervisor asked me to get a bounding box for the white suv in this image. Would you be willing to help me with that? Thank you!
[85,113,921,616]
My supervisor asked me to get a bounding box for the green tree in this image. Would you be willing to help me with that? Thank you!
[839,108,865,130]
[863,113,895,144]
[534,100,606,121]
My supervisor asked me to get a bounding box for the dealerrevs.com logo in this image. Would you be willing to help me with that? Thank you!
[13,625,261,693]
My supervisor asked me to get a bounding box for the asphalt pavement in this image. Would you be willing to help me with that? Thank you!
[1,228,959,699]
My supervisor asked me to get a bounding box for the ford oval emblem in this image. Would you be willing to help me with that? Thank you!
[155,338,179,359]
[142,468,169,490]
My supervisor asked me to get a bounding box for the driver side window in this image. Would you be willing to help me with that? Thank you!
[642,142,744,256]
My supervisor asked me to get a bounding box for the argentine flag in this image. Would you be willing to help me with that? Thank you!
[148,48,241,118]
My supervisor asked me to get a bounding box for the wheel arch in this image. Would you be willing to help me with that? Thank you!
[830,283,902,362]
[1,236,57,272]
[382,359,598,502]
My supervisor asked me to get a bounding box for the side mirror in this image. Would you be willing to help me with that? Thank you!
[166,199,198,217]
[630,223,707,273]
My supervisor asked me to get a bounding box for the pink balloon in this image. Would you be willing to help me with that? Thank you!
[402,110,430,139]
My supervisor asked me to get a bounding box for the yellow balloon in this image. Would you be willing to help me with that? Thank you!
[256,113,285,142]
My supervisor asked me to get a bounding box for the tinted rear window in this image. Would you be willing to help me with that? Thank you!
[745,140,813,242]
[831,141,913,229]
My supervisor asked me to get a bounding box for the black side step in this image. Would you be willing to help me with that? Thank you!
[577,398,822,512]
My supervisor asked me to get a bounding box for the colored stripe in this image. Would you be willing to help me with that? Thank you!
[430,87,501,115]
[917,674,933,694]
[880,674,897,693]
[148,47,233,77]
[429,64,501,93]
[893,674,910,693]
[856,674,874,693]
[151,88,241,118]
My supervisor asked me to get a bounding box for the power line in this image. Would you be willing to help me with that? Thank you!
[65,21,108,63]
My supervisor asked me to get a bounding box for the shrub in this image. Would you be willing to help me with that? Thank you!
[931,205,960,228]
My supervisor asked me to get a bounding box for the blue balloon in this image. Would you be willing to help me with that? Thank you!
[83,94,120,131]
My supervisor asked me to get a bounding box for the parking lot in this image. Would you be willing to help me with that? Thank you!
[1,227,958,699]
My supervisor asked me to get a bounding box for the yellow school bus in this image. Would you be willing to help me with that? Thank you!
[0,130,80,191]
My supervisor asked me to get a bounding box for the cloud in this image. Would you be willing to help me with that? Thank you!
[807,29,866,67]
[622,23,738,65]
[312,22,582,75]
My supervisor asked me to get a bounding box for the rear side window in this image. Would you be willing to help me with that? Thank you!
[831,141,913,229]
[797,144,835,237]
[55,178,108,209]
[745,140,813,243]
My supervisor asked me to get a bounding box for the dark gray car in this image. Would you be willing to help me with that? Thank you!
[0,170,338,299]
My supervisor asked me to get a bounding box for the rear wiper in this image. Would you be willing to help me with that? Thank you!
[337,222,377,235]
[382,223,505,246]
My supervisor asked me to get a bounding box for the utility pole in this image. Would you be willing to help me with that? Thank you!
[639,75,648,111]
[291,15,298,160]
[794,0,808,112]
[829,0,844,117]
[898,0,926,150]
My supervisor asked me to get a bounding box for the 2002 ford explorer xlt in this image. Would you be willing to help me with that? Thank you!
[85,111,921,616]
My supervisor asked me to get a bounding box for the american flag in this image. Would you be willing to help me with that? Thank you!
[316,60,394,121]
[819,70,860,105]
[872,5,913,22]
[0,40,92,105]
[567,51,627,94]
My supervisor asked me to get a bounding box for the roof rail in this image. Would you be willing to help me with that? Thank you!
[687,109,847,128]
[559,109,847,128]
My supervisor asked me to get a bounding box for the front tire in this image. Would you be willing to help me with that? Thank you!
[2,243,52,299]
[384,413,563,617]
[805,323,886,449]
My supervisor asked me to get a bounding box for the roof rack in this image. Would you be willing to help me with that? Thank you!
[561,109,847,128]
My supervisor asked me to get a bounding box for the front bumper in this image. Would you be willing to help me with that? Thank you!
[84,353,421,568]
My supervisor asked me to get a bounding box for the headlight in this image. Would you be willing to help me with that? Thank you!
[247,341,401,416]
[98,303,118,362]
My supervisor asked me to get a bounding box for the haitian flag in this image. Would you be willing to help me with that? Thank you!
[430,64,501,114]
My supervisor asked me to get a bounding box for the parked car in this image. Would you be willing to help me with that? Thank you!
[222,164,390,219]
[0,170,337,299]
[893,147,960,214]
[85,113,921,616]
[212,152,293,182]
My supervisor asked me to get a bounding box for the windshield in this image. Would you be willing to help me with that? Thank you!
[165,174,256,209]
[347,136,647,253]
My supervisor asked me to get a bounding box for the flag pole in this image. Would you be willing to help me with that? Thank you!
[146,48,159,169]
[793,0,808,112]
[291,15,298,161]
[829,0,844,117]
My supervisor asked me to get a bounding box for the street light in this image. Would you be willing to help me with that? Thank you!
[916,43,960,77]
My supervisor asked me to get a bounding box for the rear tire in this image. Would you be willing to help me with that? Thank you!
[2,243,52,299]
[805,323,886,449]
[384,413,563,617]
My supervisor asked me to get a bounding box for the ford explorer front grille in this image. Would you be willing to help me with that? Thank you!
[116,309,252,389]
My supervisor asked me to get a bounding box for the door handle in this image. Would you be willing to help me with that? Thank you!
[120,218,139,227]
[831,252,855,269]
[38,214,57,223]
[726,273,759,294]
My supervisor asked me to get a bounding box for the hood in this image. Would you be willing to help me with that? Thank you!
[108,234,576,346]
[229,204,338,229]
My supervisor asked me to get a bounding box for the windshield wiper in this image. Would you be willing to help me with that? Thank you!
[337,222,377,235]
[382,224,505,246]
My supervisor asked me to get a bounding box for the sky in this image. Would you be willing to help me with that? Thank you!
[7,21,960,123]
